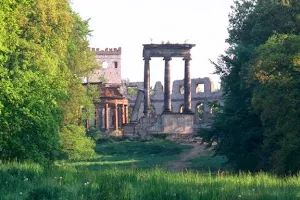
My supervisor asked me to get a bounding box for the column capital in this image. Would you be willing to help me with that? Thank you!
[183,57,192,61]
[143,57,151,61]
[163,56,172,61]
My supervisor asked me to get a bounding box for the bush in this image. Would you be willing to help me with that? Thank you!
[151,133,168,139]
[86,127,104,141]
[60,125,96,160]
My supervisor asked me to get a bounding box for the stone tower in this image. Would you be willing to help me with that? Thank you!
[88,47,122,84]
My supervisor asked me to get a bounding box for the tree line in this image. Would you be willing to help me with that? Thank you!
[0,0,99,163]
[201,0,300,174]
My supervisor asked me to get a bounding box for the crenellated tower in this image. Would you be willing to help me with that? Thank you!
[88,47,122,84]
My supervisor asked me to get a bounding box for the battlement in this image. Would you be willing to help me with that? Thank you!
[91,47,122,55]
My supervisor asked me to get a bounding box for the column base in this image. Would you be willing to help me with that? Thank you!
[162,109,172,114]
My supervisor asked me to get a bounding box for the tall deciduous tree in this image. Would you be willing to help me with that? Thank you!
[250,34,300,173]
[0,0,99,163]
[201,0,300,173]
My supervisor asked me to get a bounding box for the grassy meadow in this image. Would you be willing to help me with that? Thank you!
[1,138,300,200]
[57,138,192,170]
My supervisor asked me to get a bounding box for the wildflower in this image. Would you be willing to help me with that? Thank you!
[252,189,255,191]
[24,178,28,181]
[173,193,176,196]
[20,192,23,195]
[238,195,242,198]
[59,176,63,185]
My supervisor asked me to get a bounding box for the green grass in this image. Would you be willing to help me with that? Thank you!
[188,146,229,173]
[189,155,228,173]
[57,138,191,170]
[1,162,300,200]
[2,139,300,199]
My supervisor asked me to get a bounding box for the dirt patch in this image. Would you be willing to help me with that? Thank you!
[164,143,211,172]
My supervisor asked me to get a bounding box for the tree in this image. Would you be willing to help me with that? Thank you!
[250,34,300,173]
[0,0,98,163]
[200,0,300,173]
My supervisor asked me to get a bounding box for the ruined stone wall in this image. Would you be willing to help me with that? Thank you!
[126,77,222,123]
[88,47,122,84]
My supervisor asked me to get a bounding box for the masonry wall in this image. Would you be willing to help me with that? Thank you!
[126,77,222,124]
[88,48,122,84]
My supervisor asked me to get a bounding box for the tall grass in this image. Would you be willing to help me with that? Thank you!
[1,162,300,200]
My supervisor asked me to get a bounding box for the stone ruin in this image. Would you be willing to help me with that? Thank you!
[122,44,222,138]
[85,45,222,137]
[123,77,222,138]
[89,47,122,84]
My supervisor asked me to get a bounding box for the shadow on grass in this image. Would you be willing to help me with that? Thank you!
[57,139,191,170]
[188,155,228,173]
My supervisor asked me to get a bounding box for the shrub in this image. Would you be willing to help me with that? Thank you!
[86,127,104,141]
[60,125,96,160]
[151,133,168,139]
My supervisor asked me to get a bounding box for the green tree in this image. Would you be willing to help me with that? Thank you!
[0,0,98,163]
[250,34,300,174]
[200,0,300,173]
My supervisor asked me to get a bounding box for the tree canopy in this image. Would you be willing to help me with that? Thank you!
[0,0,99,163]
[201,0,300,174]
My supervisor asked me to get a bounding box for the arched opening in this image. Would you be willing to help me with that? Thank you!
[102,61,108,69]
[127,86,138,96]
[179,105,184,113]
[179,85,184,94]
[128,106,134,122]
[194,103,204,124]
[196,84,204,93]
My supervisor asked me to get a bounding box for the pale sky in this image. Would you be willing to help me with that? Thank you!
[70,0,234,88]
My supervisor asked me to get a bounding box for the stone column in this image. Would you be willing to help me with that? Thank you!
[122,104,125,124]
[163,57,172,113]
[125,105,129,123]
[183,57,192,113]
[114,103,118,130]
[143,57,151,114]
[105,104,109,130]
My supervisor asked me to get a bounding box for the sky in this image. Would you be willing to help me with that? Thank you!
[70,0,234,88]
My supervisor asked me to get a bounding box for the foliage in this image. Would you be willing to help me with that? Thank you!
[2,162,300,199]
[60,125,95,160]
[86,127,104,141]
[56,139,191,171]
[151,133,169,139]
[94,139,185,157]
[127,87,138,96]
[200,0,300,173]
[0,0,98,163]
[250,34,300,174]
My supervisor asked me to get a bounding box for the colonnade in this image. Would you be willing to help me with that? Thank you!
[96,103,129,131]
[143,57,192,114]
